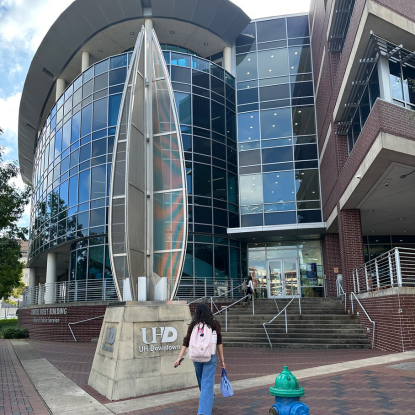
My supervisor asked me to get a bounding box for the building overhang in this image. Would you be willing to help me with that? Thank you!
[333,0,415,123]
[227,223,326,243]
[18,0,250,183]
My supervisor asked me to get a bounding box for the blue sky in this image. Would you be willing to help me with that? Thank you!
[0,0,310,228]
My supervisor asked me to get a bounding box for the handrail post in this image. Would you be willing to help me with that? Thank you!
[351,293,353,313]
[103,278,106,301]
[205,278,207,298]
[75,280,78,302]
[298,295,301,315]
[252,292,255,316]
[388,252,394,286]
[356,270,360,293]
[353,271,356,293]
[285,309,287,333]
[395,248,403,287]
[375,258,380,290]
[210,296,213,312]
[54,283,57,303]
[365,265,369,292]
[225,308,227,332]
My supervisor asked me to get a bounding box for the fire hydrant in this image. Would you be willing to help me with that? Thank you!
[269,366,310,415]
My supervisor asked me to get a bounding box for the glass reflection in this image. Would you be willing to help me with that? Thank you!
[240,174,263,205]
[260,108,292,139]
[237,111,260,142]
[236,53,258,82]
[258,48,288,79]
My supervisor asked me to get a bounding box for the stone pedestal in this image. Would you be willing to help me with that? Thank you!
[88,301,197,400]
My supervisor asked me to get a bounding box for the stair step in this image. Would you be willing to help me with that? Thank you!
[222,342,372,349]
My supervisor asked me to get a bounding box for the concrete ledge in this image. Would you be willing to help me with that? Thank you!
[356,286,415,300]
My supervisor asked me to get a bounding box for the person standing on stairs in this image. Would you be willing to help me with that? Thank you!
[243,276,254,307]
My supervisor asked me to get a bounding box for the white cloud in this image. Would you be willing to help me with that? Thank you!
[0,92,21,138]
[232,0,311,19]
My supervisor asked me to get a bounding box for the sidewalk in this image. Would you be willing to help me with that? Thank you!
[0,340,49,415]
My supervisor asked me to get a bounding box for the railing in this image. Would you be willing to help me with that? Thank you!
[263,289,302,349]
[176,277,239,301]
[353,247,415,294]
[336,277,347,313]
[22,278,118,306]
[350,292,375,349]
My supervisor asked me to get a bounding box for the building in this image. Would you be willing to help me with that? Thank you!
[18,0,415,349]
[311,0,415,351]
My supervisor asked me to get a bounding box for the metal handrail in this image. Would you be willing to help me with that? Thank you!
[350,292,375,349]
[68,315,105,342]
[188,282,244,307]
[263,293,302,349]
[210,283,245,313]
[213,293,254,332]
[337,279,347,313]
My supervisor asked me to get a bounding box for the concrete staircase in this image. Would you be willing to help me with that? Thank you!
[214,297,372,349]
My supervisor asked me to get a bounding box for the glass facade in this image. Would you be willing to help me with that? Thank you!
[29,49,245,297]
[235,16,322,227]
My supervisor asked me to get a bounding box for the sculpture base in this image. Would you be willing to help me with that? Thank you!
[88,301,197,400]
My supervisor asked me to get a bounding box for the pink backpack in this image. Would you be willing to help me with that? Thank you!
[188,323,213,362]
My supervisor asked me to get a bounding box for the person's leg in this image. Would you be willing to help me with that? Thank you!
[197,355,217,415]
[193,361,203,391]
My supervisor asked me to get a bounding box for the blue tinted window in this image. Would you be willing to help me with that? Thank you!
[90,208,105,227]
[108,94,122,126]
[81,104,92,137]
[294,144,317,160]
[194,163,211,197]
[80,143,91,163]
[262,146,293,164]
[110,54,127,69]
[265,211,296,226]
[193,95,210,129]
[192,57,209,72]
[263,171,295,203]
[174,92,191,125]
[261,84,290,101]
[193,70,209,89]
[237,111,260,142]
[91,165,106,200]
[55,129,62,157]
[261,108,292,139]
[59,180,69,209]
[95,59,109,75]
[226,108,236,141]
[109,67,127,86]
[236,53,257,82]
[61,156,69,174]
[89,246,104,279]
[257,18,286,42]
[287,16,310,38]
[71,111,81,143]
[289,46,311,74]
[211,101,225,135]
[171,53,191,67]
[79,169,90,203]
[297,210,321,223]
[238,88,258,105]
[62,120,71,151]
[241,214,263,227]
[171,66,191,83]
[69,175,78,207]
[70,149,79,168]
[211,76,224,96]
[93,97,108,131]
[83,67,93,82]
[78,211,89,230]
[92,138,106,158]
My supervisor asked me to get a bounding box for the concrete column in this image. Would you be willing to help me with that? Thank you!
[56,78,66,101]
[82,51,90,72]
[145,18,153,33]
[338,208,364,295]
[377,54,392,102]
[45,252,57,304]
[38,283,43,305]
[223,46,232,73]
[322,234,342,298]
[28,267,37,305]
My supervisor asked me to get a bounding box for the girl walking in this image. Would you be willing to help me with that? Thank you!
[174,303,225,415]
[243,276,254,307]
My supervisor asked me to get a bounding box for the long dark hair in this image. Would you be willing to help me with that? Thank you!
[247,275,252,282]
[191,303,216,330]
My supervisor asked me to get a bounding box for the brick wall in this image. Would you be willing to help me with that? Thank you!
[18,303,110,342]
[338,209,364,293]
[352,293,415,352]
[322,233,342,297]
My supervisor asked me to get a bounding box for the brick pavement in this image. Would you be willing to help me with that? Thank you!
[29,340,390,405]
[117,361,415,414]
[0,340,49,415]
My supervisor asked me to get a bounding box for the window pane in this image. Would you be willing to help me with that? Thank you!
[262,146,293,164]
[291,81,313,97]
[212,141,226,160]
[89,246,104,279]
[59,180,68,210]
[79,169,90,203]
[296,169,319,200]
[69,175,78,207]
[182,243,193,277]
[93,97,108,131]
[92,138,106,158]
[109,67,127,86]
[211,101,225,135]
[193,95,210,129]
[240,174,263,205]
[71,111,81,143]
[192,70,209,89]
[261,108,292,139]
[171,53,191,67]
[90,207,105,227]
[239,149,261,166]
[195,243,213,282]
[369,66,380,107]
[265,211,296,226]
[389,60,404,101]
[359,88,370,127]
[294,144,317,160]
[76,248,88,280]
[236,53,257,82]
[62,120,71,150]
[297,210,321,223]
[263,171,295,203]
[260,84,290,102]
[237,111,260,142]
[403,64,415,104]
[174,92,191,124]
[211,76,224,96]
[287,16,310,38]
[289,46,311,74]
[80,143,91,163]
[258,48,288,79]
[171,66,191,83]
[238,88,258,104]
[257,18,286,42]
[213,168,226,200]
[241,214,263,227]
[108,94,122,127]
[81,104,92,137]
[193,136,210,155]
[228,172,238,205]
[194,163,211,197]
[214,244,229,281]
[94,72,108,91]
[292,106,315,136]
[91,165,106,199]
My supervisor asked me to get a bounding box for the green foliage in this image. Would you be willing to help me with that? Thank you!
[0,318,17,328]
[1,326,29,339]
[0,238,25,299]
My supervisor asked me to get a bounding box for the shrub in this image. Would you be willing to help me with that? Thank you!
[2,326,29,339]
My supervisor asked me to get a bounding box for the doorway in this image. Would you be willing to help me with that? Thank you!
[267,259,299,297]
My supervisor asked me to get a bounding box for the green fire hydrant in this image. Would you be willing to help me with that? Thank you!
[269,366,310,415]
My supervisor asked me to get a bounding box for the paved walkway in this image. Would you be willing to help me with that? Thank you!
[0,340,49,415]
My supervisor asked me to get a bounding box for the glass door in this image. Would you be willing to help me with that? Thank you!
[267,259,300,297]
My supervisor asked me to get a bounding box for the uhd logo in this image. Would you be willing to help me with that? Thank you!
[102,327,116,352]
[139,327,180,353]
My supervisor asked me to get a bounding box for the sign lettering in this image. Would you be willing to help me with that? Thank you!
[102,327,117,352]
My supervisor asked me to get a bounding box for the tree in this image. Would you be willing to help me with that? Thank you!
[0,128,31,300]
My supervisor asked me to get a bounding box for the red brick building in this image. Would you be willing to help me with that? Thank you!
[311,0,415,351]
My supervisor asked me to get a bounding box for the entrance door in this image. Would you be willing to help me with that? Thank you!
[267,259,299,297]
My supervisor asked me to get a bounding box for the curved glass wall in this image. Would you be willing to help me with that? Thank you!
[29,49,245,297]
[235,16,322,227]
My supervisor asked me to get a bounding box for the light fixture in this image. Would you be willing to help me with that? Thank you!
[400,239,403,242]
[291,66,294,69]
[371,231,376,233]
[275,182,278,184]
[368,210,374,213]
[98,49,103,52]
[403,230,407,233]
[248,58,251,61]
[399,217,404,220]
[170,30,175,34]
[204,42,208,46]
[272,125,275,127]
[130,32,135,35]
[247,85,250,88]
[298,110,301,113]
[269,69,272,72]
[247,72,250,74]
[251,115,253,118]
[295,52,298,55]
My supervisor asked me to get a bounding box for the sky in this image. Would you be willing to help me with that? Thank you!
[0,0,311,228]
